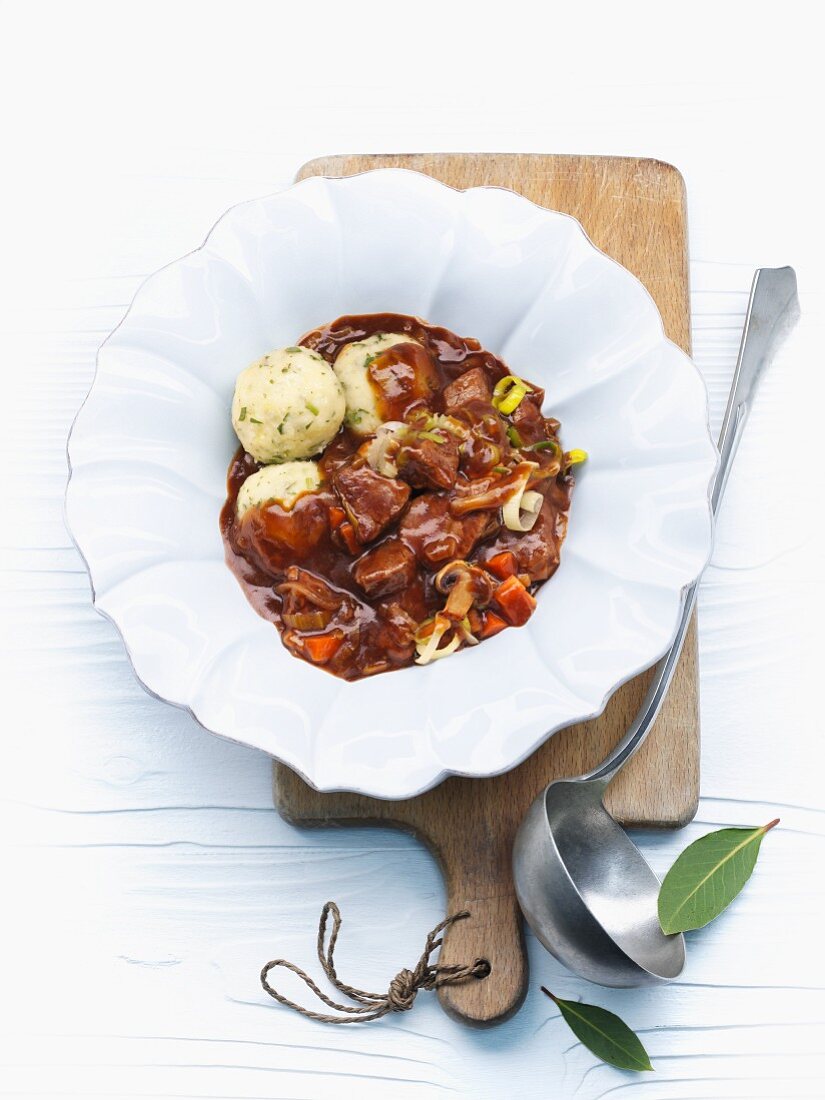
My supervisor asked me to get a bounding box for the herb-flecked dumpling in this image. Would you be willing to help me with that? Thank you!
[231,346,345,463]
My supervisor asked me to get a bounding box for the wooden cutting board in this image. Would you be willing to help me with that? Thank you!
[273,153,699,1026]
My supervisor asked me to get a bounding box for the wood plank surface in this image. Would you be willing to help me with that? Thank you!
[274,153,699,1025]
[6,22,821,1095]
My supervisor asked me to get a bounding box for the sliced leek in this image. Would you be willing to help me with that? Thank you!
[415,615,460,665]
[415,633,461,665]
[501,462,544,533]
[456,616,479,646]
[506,425,524,449]
[493,374,532,416]
[365,421,407,477]
[410,411,468,439]
[430,413,468,439]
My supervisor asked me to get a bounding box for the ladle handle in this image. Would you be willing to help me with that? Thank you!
[583,267,799,789]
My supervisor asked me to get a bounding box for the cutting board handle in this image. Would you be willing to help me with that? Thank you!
[436,865,527,1025]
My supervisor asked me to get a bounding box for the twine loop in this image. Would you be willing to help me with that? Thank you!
[387,969,418,1012]
[260,901,489,1023]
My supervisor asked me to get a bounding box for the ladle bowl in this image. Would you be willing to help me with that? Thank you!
[515,780,685,985]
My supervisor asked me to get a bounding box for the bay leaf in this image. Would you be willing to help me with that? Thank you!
[658,818,779,934]
[541,987,653,1072]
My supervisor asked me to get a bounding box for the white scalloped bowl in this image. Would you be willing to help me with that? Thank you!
[66,169,717,799]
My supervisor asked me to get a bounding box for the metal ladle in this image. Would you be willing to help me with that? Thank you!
[513,267,799,987]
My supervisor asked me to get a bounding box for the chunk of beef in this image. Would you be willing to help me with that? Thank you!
[460,415,509,477]
[396,431,460,491]
[398,493,497,568]
[332,460,411,544]
[509,391,546,444]
[371,599,419,665]
[483,500,565,582]
[442,366,493,414]
[353,538,417,598]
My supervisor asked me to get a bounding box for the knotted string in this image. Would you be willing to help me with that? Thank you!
[260,901,490,1023]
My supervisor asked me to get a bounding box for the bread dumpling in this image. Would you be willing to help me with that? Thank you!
[333,333,423,437]
[236,460,322,516]
[232,346,345,463]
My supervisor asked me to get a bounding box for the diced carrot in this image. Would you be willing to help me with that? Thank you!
[467,608,484,634]
[329,505,346,529]
[479,610,508,639]
[485,550,517,581]
[338,521,360,555]
[493,574,537,626]
[303,632,343,664]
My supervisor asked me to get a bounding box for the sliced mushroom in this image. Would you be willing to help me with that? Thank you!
[433,560,495,620]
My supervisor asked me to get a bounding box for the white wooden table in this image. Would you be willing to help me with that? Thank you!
[2,3,823,1096]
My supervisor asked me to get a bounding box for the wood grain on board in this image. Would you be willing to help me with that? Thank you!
[274,153,699,1025]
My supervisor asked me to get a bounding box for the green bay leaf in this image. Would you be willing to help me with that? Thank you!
[658,818,779,934]
[541,988,653,1072]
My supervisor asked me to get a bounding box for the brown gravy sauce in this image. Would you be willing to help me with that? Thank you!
[220,314,572,679]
